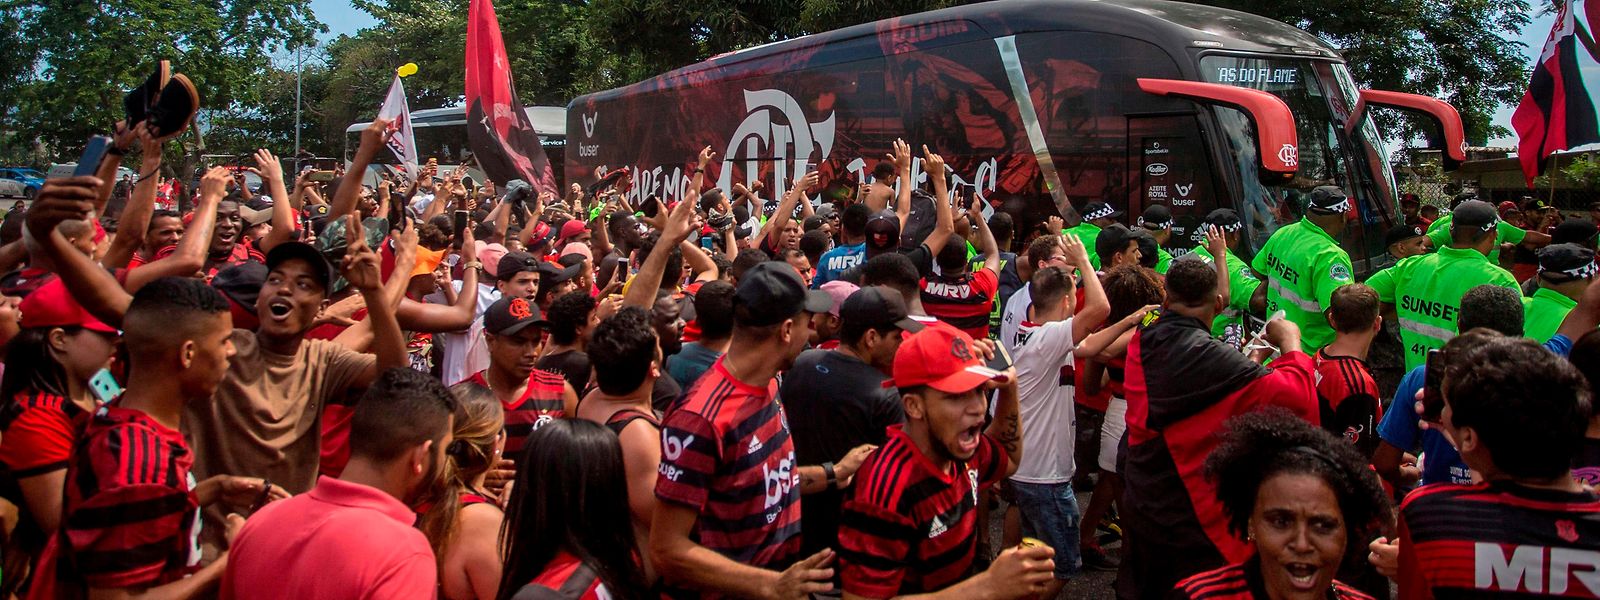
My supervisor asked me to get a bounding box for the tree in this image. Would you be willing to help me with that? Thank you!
[0,0,324,165]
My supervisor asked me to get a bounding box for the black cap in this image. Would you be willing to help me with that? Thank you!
[1539,243,1598,281]
[1204,208,1243,232]
[865,213,900,249]
[733,262,833,327]
[1384,223,1427,248]
[212,261,267,310]
[1082,201,1122,222]
[1095,224,1138,263]
[307,203,331,220]
[1306,186,1351,215]
[538,261,583,285]
[803,215,827,231]
[1131,229,1159,269]
[483,296,550,336]
[1451,200,1500,233]
[1138,204,1172,230]
[265,241,333,295]
[1450,191,1478,209]
[496,251,542,282]
[841,286,925,334]
[1553,219,1599,246]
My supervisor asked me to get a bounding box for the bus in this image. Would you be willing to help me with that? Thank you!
[564,0,1466,275]
[345,105,567,188]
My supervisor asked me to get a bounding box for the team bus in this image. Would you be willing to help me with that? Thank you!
[345,105,567,188]
[564,0,1465,274]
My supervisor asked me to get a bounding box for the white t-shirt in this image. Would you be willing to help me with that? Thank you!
[999,283,1032,353]
[1009,318,1077,484]
[425,281,500,385]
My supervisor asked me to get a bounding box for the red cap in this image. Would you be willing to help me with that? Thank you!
[887,325,1002,393]
[558,219,588,241]
[1498,201,1520,217]
[21,279,116,333]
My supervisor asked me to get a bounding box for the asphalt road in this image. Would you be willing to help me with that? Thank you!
[983,488,1120,599]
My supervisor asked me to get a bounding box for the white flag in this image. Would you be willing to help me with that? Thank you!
[377,74,418,180]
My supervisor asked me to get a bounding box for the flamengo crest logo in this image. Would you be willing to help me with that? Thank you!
[1278,144,1299,168]
[582,112,598,138]
[718,89,836,201]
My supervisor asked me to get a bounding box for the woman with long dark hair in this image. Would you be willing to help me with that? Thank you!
[420,383,507,600]
[1171,409,1391,600]
[496,419,649,600]
[0,283,119,595]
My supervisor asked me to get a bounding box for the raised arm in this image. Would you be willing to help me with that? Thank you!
[918,146,955,258]
[758,172,815,249]
[122,169,228,293]
[26,177,132,326]
[249,149,296,253]
[970,200,1000,274]
[890,140,912,230]
[399,228,479,333]
[328,117,392,223]
[986,367,1023,478]
[1204,225,1231,309]
[101,127,164,269]
[342,215,407,385]
[624,193,697,309]
[1063,235,1109,344]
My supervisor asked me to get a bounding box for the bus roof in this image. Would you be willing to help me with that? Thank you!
[345,105,566,135]
[576,0,1339,105]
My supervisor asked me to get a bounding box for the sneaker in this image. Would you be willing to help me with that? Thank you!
[1080,545,1120,571]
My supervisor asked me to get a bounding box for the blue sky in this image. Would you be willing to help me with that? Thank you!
[307,0,1550,146]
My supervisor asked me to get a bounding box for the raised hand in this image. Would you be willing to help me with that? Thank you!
[199,167,232,202]
[697,145,716,169]
[922,145,946,180]
[26,177,100,239]
[359,117,395,155]
[793,170,820,194]
[1205,225,1227,259]
[1061,233,1091,271]
[888,138,912,173]
[1046,215,1064,233]
[340,215,383,292]
[250,149,283,187]
[662,194,698,244]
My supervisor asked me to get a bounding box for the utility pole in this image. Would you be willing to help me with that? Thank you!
[294,43,303,174]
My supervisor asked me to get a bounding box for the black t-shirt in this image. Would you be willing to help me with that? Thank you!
[778,349,904,558]
[537,350,591,395]
[1574,436,1600,488]
[650,372,682,415]
[838,243,935,284]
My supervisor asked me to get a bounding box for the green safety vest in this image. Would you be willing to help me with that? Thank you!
[1064,222,1102,270]
[1250,219,1353,353]
[972,253,1009,340]
[1365,245,1519,370]
[1189,245,1262,346]
[1154,246,1173,275]
[1523,286,1578,343]
[1425,215,1527,263]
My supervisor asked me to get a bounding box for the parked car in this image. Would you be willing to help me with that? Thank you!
[46,163,136,181]
[0,168,45,199]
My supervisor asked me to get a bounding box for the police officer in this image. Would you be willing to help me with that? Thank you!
[1523,243,1596,343]
[1065,201,1122,270]
[1181,209,1263,347]
[1366,200,1520,369]
[1137,204,1175,274]
[1250,185,1355,353]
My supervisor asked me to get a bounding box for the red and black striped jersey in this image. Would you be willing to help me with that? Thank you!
[28,406,201,599]
[838,425,1008,598]
[921,269,998,340]
[1313,351,1382,459]
[1171,558,1374,600]
[0,390,89,479]
[654,357,801,573]
[1398,481,1600,599]
[466,368,569,454]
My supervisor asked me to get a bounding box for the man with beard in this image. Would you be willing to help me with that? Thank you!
[652,262,840,598]
[782,286,923,560]
[221,368,455,599]
[26,275,280,600]
[836,326,1057,600]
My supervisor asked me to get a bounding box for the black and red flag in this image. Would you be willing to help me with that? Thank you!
[465,0,556,193]
[1513,1,1600,187]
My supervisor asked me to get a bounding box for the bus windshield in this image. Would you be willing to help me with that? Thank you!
[1201,55,1398,272]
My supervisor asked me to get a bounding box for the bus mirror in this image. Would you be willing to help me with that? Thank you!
[1353,90,1467,171]
[1136,78,1299,185]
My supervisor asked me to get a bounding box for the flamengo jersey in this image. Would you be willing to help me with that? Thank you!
[1398,481,1600,599]
[838,425,1007,597]
[920,269,999,339]
[1173,559,1373,600]
[655,358,802,574]
[466,368,569,454]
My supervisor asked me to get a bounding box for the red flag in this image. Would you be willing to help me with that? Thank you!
[465,0,556,192]
[1513,1,1600,187]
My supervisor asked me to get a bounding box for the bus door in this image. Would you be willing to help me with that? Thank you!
[1126,113,1222,257]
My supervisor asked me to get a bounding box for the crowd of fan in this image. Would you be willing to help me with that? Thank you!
[0,114,1596,600]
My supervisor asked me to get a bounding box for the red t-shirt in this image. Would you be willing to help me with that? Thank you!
[523,551,609,600]
[919,268,999,339]
[465,368,569,454]
[0,391,89,478]
[654,357,801,574]
[1313,350,1382,458]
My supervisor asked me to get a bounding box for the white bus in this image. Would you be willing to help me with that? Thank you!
[344,105,566,187]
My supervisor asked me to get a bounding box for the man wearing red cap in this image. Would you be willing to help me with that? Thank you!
[836,326,1056,600]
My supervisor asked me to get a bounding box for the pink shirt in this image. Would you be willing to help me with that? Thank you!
[222,476,436,600]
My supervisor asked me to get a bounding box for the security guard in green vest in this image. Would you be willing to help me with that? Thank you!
[1065,201,1121,270]
[1184,208,1264,347]
[1251,185,1355,353]
[1366,200,1521,369]
[1524,243,1596,342]
[1137,204,1175,274]
[1425,192,1550,263]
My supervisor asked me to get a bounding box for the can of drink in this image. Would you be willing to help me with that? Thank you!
[1019,537,1049,550]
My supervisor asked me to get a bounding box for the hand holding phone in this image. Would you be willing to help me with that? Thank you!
[75,136,114,177]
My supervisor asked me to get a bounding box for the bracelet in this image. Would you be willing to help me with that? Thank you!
[464,262,483,270]
[107,146,127,157]
[822,461,837,489]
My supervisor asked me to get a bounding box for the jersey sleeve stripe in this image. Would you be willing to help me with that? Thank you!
[64,492,191,530]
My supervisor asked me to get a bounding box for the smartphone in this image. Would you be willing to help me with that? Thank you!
[641,194,661,218]
[615,257,631,283]
[1421,349,1447,423]
[985,343,1013,373]
[74,136,114,177]
[700,236,715,251]
[310,170,335,182]
[88,368,124,404]
[453,210,469,240]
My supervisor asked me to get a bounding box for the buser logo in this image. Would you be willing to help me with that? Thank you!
[582,112,598,137]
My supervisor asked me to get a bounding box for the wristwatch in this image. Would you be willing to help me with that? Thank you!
[822,461,837,489]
